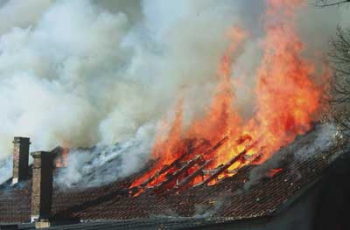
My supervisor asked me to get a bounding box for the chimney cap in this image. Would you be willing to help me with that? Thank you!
[13,137,31,144]
[31,151,57,159]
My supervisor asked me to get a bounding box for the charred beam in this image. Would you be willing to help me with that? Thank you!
[174,159,214,192]
[153,155,203,193]
[201,149,247,186]
[203,136,229,156]
[151,137,228,191]
[140,156,186,187]
[139,136,228,188]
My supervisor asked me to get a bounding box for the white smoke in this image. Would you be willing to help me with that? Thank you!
[0,0,349,186]
[0,159,11,184]
[56,122,155,187]
[194,199,225,218]
[0,0,54,34]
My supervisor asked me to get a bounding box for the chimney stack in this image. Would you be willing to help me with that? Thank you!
[12,137,30,184]
[31,151,57,224]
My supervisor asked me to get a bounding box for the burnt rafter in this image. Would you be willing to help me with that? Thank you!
[201,152,245,186]
[200,142,258,186]
[151,137,230,193]
[203,136,229,156]
[140,152,189,187]
[138,138,216,188]
[136,136,229,191]
[174,159,214,192]
[153,155,204,193]
[203,141,262,186]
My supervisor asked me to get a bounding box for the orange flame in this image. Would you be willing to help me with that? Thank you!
[130,0,329,193]
[269,168,284,178]
[55,148,69,168]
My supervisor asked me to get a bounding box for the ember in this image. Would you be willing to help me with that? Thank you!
[130,0,329,196]
[268,168,284,178]
[55,147,69,168]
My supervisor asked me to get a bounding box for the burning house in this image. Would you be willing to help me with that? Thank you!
[0,0,349,229]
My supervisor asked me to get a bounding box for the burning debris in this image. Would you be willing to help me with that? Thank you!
[268,168,283,178]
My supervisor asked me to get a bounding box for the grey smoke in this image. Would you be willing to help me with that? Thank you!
[0,0,349,186]
[56,122,155,187]
[194,199,225,218]
[243,123,345,190]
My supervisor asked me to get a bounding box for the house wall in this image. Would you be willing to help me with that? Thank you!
[313,152,350,230]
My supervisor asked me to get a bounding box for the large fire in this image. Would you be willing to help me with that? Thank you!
[130,0,328,195]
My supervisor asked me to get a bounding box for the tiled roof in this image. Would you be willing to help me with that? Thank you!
[0,180,31,223]
[0,124,348,224]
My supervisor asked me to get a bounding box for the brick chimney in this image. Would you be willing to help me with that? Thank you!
[30,151,57,223]
[12,137,30,184]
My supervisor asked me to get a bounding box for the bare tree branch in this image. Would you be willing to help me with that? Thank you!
[328,27,350,132]
[315,0,350,7]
